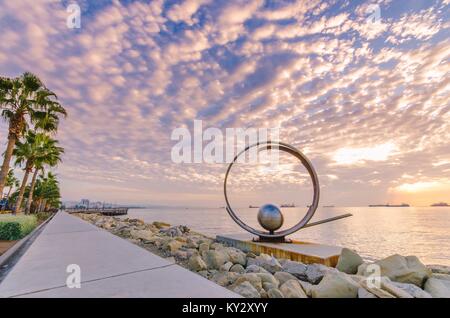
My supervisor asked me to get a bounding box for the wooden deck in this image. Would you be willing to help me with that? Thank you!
[64,208,128,216]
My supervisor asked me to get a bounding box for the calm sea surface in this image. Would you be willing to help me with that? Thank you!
[126,207,450,266]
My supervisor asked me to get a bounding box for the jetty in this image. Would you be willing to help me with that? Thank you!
[0,211,238,297]
[64,207,128,216]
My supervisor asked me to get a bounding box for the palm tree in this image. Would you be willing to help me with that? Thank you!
[33,172,61,212]
[0,72,67,196]
[12,132,62,214]
[25,139,63,213]
[1,169,19,210]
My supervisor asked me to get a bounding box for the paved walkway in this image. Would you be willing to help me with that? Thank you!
[0,212,238,298]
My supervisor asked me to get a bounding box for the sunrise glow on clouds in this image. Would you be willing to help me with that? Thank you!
[0,0,448,206]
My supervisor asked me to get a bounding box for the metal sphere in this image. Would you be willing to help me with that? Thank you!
[257,204,284,232]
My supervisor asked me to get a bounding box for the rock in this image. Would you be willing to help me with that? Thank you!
[211,272,239,287]
[424,277,450,298]
[129,229,154,241]
[220,262,233,272]
[210,242,224,250]
[262,282,276,291]
[166,240,183,253]
[202,250,230,270]
[312,272,359,298]
[230,264,245,274]
[359,279,395,298]
[274,272,298,285]
[198,270,209,279]
[298,280,314,297]
[380,278,414,298]
[188,255,207,272]
[160,225,190,237]
[356,263,369,276]
[428,265,450,275]
[245,264,270,274]
[255,273,279,287]
[233,273,263,291]
[198,242,210,253]
[305,263,337,284]
[358,287,377,298]
[153,221,170,229]
[336,248,364,274]
[372,254,431,287]
[279,279,307,298]
[232,281,260,298]
[280,259,307,279]
[247,253,282,273]
[164,256,176,264]
[391,281,432,298]
[268,288,284,298]
[432,273,450,281]
[225,248,247,266]
[247,252,257,258]
[173,250,188,260]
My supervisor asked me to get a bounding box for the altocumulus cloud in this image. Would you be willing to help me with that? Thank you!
[0,0,448,206]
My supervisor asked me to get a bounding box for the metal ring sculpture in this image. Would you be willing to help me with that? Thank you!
[224,141,320,241]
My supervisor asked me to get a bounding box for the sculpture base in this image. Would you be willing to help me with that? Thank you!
[217,233,343,267]
[253,236,292,243]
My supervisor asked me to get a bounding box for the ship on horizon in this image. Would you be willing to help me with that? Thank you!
[369,203,410,207]
[431,202,449,207]
[280,203,296,208]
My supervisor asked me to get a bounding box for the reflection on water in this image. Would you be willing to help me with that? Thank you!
[127,206,450,265]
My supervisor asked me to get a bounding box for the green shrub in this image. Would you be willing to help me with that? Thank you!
[0,215,38,240]
[35,212,53,223]
[0,222,21,240]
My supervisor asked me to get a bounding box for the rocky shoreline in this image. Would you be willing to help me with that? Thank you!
[77,213,450,298]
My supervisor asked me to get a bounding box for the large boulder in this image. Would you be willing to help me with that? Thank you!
[267,288,284,298]
[280,259,307,279]
[202,250,230,270]
[245,264,270,274]
[230,264,245,274]
[305,263,337,284]
[274,272,298,285]
[336,248,364,274]
[373,255,431,287]
[279,279,307,298]
[247,254,283,273]
[232,281,260,298]
[232,273,263,291]
[225,247,247,266]
[255,273,279,287]
[129,229,154,241]
[311,272,359,298]
[210,271,239,287]
[424,277,450,298]
[219,262,233,272]
[188,255,207,272]
[358,288,377,298]
[391,281,432,298]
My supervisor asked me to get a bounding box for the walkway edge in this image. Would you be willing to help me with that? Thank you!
[0,213,55,278]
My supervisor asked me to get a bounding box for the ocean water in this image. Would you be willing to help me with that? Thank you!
[126,206,450,266]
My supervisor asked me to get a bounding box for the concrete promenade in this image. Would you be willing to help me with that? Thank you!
[0,211,239,298]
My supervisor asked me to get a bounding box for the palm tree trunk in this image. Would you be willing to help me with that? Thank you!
[26,168,39,214]
[0,133,17,196]
[14,164,32,214]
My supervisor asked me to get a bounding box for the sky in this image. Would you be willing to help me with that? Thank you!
[0,0,449,207]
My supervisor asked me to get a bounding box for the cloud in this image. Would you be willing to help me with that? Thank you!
[0,0,448,206]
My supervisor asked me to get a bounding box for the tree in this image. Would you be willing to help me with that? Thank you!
[25,138,63,213]
[1,169,19,210]
[13,132,62,214]
[32,172,61,212]
[0,72,66,196]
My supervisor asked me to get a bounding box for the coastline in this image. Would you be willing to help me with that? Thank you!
[77,213,450,298]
